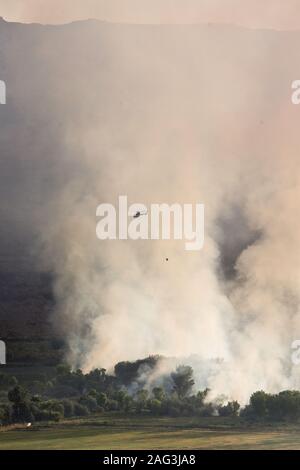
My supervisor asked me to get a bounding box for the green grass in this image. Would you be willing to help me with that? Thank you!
[1,415,300,449]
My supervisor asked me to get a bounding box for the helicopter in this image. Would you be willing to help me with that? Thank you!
[132,210,148,219]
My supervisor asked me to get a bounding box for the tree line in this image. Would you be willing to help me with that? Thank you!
[0,357,298,425]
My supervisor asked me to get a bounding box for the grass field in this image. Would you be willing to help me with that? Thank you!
[1,415,300,449]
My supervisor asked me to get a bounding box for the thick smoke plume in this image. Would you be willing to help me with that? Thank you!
[2,19,300,403]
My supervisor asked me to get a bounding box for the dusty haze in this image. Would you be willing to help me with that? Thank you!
[1,16,300,404]
[2,0,300,30]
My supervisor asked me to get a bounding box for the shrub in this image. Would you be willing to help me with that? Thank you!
[152,387,165,402]
[8,386,34,423]
[39,400,64,420]
[35,410,61,422]
[147,398,162,415]
[171,365,195,399]
[8,376,18,387]
[106,399,119,411]
[97,392,108,408]
[0,404,11,425]
[114,356,160,386]
[56,363,72,376]
[218,401,240,417]
[11,401,34,423]
[80,395,98,413]
[73,402,89,417]
[61,399,74,418]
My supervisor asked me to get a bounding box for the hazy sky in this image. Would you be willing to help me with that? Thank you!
[1,0,300,29]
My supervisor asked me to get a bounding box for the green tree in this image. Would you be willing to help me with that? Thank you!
[0,404,11,425]
[171,365,195,399]
[250,391,269,417]
[73,402,89,416]
[136,389,149,412]
[80,395,98,412]
[56,363,71,376]
[152,387,165,401]
[8,386,33,423]
[8,385,27,405]
[61,399,74,418]
[97,392,108,408]
[219,400,240,417]
[148,398,162,415]
[8,376,18,387]
[115,390,133,411]
[114,356,160,386]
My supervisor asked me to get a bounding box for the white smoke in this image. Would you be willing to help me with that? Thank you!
[3,19,300,404]
[48,26,300,405]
